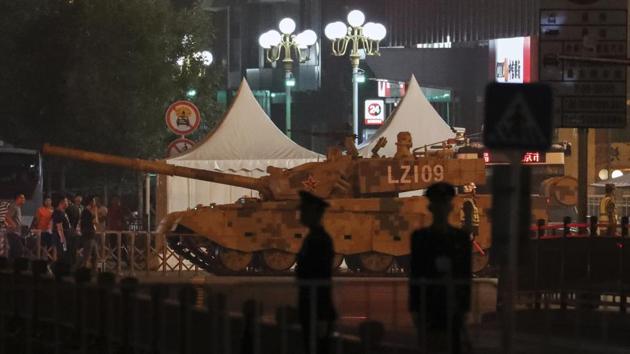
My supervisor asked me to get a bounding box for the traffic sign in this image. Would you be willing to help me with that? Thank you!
[167,137,195,157]
[539,0,627,128]
[165,100,201,135]
[484,83,553,150]
[364,99,385,125]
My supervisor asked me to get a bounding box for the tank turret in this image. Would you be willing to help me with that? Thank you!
[43,132,485,201]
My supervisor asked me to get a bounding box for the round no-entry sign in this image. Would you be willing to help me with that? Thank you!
[167,137,195,157]
[165,100,201,136]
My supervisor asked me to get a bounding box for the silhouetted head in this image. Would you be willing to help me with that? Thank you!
[298,191,329,228]
[14,193,25,207]
[73,194,83,206]
[43,195,52,208]
[53,195,68,210]
[83,195,97,208]
[425,182,455,219]
[605,183,615,194]
[462,182,477,195]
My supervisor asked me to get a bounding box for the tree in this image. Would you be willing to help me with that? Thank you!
[0,0,221,195]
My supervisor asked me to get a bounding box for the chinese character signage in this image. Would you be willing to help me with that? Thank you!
[484,151,545,164]
[494,37,531,83]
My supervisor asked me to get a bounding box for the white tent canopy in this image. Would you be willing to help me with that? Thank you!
[358,75,455,158]
[165,79,322,212]
[591,174,630,188]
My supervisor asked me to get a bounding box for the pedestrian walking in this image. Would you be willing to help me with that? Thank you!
[96,197,108,233]
[107,196,126,231]
[76,196,100,269]
[409,182,471,354]
[599,183,618,236]
[460,182,480,240]
[33,196,54,259]
[295,191,336,354]
[5,193,26,261]
[52,196,71,260]
[66,193,83,231]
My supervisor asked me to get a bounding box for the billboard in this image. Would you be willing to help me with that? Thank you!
[495,37,531,83]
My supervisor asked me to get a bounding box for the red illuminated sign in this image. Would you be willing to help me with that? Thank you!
[484,151,545,164]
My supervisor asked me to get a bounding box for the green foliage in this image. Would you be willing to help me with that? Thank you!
[0,0,221,191]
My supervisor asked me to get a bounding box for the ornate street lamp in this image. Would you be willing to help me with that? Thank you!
[325,10,386,138]
[177,50,213,98]
[259,18,317,138]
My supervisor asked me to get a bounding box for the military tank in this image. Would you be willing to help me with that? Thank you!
[42,132,489,274]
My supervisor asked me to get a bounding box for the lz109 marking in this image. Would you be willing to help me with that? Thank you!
[387,164,445,184]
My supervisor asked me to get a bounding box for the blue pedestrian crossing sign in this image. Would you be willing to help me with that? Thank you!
[484,83,553,150]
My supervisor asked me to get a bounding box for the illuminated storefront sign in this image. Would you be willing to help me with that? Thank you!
[484,151,545,164]
[377,80,407,98]
[364,99,385,125]
[494,37,531,83]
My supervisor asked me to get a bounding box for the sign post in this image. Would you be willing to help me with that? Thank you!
[539,0,628,223]
[484,82,552,354]
[164,100,201,157]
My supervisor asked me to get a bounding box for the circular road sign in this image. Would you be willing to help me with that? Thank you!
[165,100,201,136]
[167,137,195,157]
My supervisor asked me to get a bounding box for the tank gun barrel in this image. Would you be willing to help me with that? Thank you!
[42,144,263,191]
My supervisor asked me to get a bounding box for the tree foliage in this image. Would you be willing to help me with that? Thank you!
[0,0,221,192]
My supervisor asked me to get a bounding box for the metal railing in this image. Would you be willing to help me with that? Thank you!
[0,230,202,276]
[2,261,629,354]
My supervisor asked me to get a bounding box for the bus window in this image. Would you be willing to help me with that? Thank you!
[0,153,40,200]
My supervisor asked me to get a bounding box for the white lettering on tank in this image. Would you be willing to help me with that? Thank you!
[400,165,412,184]
[387,166,399,183]
[421,165,432,182]
[433,165,444,181]
[414,165,419,183]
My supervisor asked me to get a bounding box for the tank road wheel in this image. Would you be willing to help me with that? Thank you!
[262,250,296,272]
[472,250,490,274]
[218,248,253,272]
[396,256,410,273]
[345,255,361,272]
[332,254,344,270]
[358,252,394,273]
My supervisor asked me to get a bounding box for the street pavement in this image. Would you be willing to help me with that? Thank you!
[132,272,630,353]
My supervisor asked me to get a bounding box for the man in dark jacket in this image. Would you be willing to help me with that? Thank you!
[409,182,471,354]
[295,191,336,354]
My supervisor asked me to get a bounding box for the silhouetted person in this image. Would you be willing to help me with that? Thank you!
[77,196,100,269]
[409,182,471,354]
[460,182,479,240]
[66,193,83,231]
[295,191,336,354]
[5,193,26,261]
[107,196,126,231]
[599,183,618,236]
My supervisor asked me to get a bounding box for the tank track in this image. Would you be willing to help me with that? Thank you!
[166,234,492,277]
[166,234,409,277]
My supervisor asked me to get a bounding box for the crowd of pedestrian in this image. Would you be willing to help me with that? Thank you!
[0,192,130,271]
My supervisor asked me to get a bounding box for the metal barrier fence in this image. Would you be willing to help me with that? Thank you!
[0,262,481,354]
[0,230,202,276]
[2,260,630,354]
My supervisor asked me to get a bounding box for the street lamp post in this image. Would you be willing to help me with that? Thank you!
[325,10,386,139]
[177,49,214,98]
[259,18,317,139]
